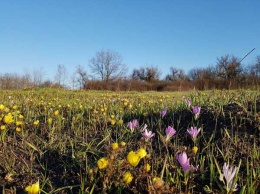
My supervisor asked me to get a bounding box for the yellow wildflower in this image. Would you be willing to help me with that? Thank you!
[192,146,198,154]
[112,142,119,150]
[47,118,52,124]
[4,113,14,124]
[120,141,126,147]
[25,180,40,194]
[110,119,116,125]
[16,120,23,126]
[144,163,151,172]
[97,158,109,170]
[127,151,140,167]
[33,120,39,126]
[118,119,123,125]
[0,104,5,111]
[128,104,132,109]
[0,125,6,130]
[16,127,22,132]
[137,148,147,159]
[54,110,59,116]
[123,172,133,184]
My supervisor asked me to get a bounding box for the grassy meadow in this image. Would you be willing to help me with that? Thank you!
[0,89,259,194]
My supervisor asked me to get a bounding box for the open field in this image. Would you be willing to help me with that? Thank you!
[0,89,259,194]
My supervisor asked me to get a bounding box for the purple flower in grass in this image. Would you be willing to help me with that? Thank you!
[185,99,192,107]
[142,127,155,140]
[193,106,201,119]
[187,127,201,140]
[176,151,198,173]
[128,119,138,132]
[219,163,238,192]
[165,126,176,141]
[161,107,167,118]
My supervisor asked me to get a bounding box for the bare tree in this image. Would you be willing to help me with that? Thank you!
[0,73,33,89]
[165,67,186,81]
[54,64,68,88]
[89,49,127,87]
[75,65,88,90]
[247,56,260,77]
[132,66,161,82]
[216,55,242,79]
[33,67,45,87]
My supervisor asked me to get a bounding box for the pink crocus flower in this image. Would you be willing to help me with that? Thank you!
[187,127,201,140]
[185,99,192,107]
[165,126,176,141]
[142,127,155,140]
[161,107,167,118]
[176,152,198,173]
[128,119,139,132]
[193,106,201,119]
[220,163,238,192]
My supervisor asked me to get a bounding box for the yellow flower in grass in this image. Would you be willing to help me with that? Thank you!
[54,110,59,116]
[118,119,123,125]
[33,120,39,126]
[47,118,52,124]
[127,151,140,167]
[25,180,40,194]
[137,148,147,158]
[0,104,5,111]
[120,141,126,147]
[123,172,133,184]
[144,163,151,172]
[4,113,14,124]
[110,119,116,125]
[112,142,119,150]
[16,120,23,126]
[97,158,109,170]
[192,146,198,154]
[0,125,6,130]
[16,127,22,132]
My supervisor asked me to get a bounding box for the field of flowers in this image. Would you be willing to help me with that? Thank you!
[0,89,259,194]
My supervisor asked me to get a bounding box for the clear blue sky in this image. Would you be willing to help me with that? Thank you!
[1,0,259,83]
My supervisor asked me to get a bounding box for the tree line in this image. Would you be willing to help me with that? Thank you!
[0,49,259,91]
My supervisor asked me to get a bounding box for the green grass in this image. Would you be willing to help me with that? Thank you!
[0,88,259,193]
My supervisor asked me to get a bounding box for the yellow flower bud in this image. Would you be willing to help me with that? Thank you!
[192,146,198,154]
[120,141,126,147]
[144,163,151,172]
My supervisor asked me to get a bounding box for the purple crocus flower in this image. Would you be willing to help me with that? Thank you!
[177,151,198,173]
[128,119,139,132]
[187,127,201,140]
[161,107,167,118]
[219,163,238,192]
[185,99,192,107]
[193,106,201,119]
[142,127,155,140]
[165,126,176,141]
